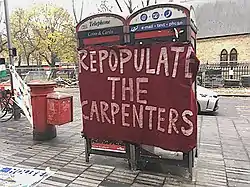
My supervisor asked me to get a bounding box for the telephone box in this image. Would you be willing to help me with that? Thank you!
[76,13,126,47]
[76,13,131,163]
[127,3,198,176]
[77,4,199,176]
[128,3,197,48]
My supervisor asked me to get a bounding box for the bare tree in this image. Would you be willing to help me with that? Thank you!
[115,0,157,13]
[142,0,153,7]
[113,0,121,12]
[98,0,113,13]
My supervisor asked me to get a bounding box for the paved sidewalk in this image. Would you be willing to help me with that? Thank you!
[0,89,250,187]
[211,87,250,97]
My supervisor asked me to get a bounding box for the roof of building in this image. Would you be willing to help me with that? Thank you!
[197,32,250,40]
[195,0,250,38]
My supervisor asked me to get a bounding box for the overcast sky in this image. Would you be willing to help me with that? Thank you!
[6,0,219,16]
[0,0,224,31]
[8,0,83,14]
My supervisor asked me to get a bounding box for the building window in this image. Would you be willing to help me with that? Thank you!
[229,48,237,66]
[220,49,228,66]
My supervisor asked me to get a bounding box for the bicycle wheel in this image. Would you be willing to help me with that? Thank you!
[0,99,8,119]
[0,102,14,122]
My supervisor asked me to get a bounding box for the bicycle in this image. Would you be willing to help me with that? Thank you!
[0,89,14,122]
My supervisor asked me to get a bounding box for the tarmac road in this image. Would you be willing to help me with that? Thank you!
[210,96,250,119]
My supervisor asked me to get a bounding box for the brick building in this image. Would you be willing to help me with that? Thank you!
[197,33,250,64]
[194,0,250,65]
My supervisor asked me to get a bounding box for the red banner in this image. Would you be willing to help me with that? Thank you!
[78,42,199,152]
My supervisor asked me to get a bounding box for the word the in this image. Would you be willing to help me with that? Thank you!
[108,77,148,104]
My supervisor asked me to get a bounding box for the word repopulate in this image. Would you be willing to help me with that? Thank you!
[78,45,194,79]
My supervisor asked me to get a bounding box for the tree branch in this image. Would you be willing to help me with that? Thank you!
[142,0,145,7]
[123,0,132,13]
[147,0,150,6]
[115,0,123,12]
[72,0,78,24]
[79,0,84,22]
[39,52,51,66]
[0,40,7,53]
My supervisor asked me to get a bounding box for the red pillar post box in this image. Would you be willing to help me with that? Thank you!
[28,82,57,141]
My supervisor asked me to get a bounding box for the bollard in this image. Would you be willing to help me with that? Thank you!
[13,103,21,120]
[28,81,57,141]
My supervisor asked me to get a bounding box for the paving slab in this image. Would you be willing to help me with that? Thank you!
[0,88,249,186]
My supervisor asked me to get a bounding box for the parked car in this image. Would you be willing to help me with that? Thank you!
[197,85,219,113]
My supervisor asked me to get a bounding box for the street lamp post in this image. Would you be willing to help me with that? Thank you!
[3,0,21,120]
[3,0,13,66]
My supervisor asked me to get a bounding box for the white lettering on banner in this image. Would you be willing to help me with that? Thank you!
[109,50,119,71]
[99,50,109,73]
[90,51,97,72]
[146,48,155,74]
[82,100,89,120]
[156,47,169,76]
[133,105,143,128]
[171,47,185,78]
[136,78,148,104]
[90,101,100,122]
[108,77,149,104]
[100,101,111,123]
[78,46,196,80]
[168,108,179,134]
[145,106,157,130]
[120,49,132,74]
[122,103,130,127]
[181,110,194,136]
[82,100,194,136]
[108,77,120,100]
[122,78,134,102]
[185,46,194,78]
[134,48,145,72]
[111,102,120,124]
[157,108,166,133]
[78,49,88,73]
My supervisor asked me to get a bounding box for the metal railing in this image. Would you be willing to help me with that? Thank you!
[198,62,250,87]
[199,62,250,80]
[14,66,78,81]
